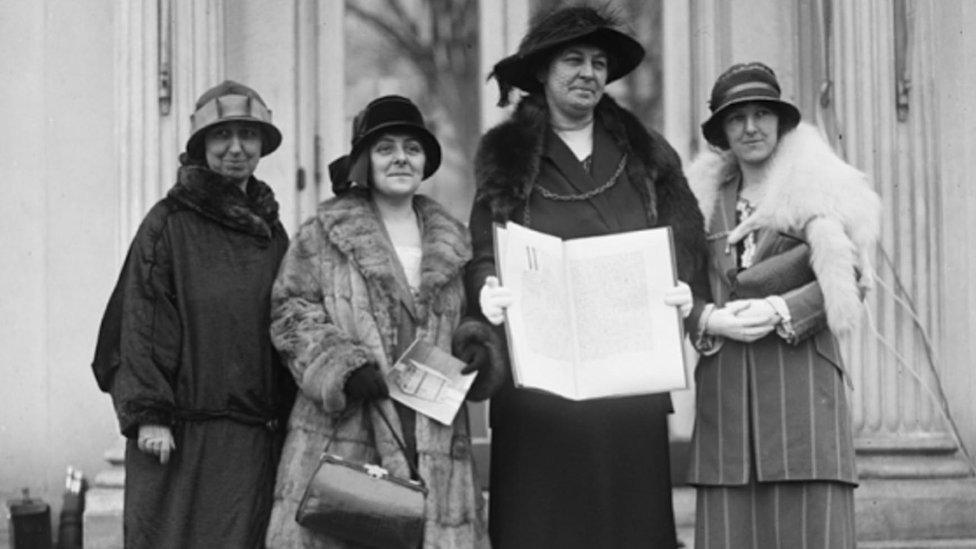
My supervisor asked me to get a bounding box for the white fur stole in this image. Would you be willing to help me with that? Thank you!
[686,122,882,334]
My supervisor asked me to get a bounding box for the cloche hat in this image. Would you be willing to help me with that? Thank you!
[184,80,282,160]
[328,95,442,194]
[490,6,645,106]
[701,62,801,149]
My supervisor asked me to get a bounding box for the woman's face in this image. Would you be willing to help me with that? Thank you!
[369,132,426,200]
[204,121,263,183]
[540,44,608,119]
[722,102,780,166]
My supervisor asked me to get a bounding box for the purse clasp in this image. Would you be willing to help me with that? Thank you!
[364,464,388,479]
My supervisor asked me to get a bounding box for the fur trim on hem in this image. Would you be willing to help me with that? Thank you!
[687,122,882,334]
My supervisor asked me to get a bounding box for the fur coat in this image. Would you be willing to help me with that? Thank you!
[266,190,496,548]
[686,122,881,334]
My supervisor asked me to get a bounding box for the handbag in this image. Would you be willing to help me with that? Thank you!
[296,401,427,548]
[730,242,816,298]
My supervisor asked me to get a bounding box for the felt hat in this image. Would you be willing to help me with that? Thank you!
[701,62,801,149]
[328,95,442,194]
[184,80,282,160]
[490,6,645,105]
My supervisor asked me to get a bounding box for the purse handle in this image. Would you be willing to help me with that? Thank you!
[323,400,425,486]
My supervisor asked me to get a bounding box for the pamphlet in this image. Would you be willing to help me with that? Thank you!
[385,338,474,425]
[493,221,687,400]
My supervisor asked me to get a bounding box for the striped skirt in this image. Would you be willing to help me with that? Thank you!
[695,480,855,549]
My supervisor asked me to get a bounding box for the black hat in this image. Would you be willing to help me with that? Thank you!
[490,6,645,106]
[328,95,442,194]
[185,80,282,160]
[701,62,801,149]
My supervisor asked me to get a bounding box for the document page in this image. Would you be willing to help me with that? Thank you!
[495,223,577,397]
[565,228,687,399]
[495,222,687,400]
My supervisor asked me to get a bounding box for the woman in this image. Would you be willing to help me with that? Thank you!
[265,95,502,548]
[684,62,881,547]
[469,6,708,548]
[91,80,295,548]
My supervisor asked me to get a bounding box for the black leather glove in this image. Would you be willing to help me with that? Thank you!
[458,344,490,375]
[343,363,389,400]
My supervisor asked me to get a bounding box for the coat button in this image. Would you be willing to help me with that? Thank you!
[450,436,469,460]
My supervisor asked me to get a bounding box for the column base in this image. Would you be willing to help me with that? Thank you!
[83,439,126,549]
[856,476,976,546]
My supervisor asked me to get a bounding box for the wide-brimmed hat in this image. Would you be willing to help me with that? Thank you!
[184,80,282,160]
[490,6,645,105]
[328,95,442,193]
[701,62,801,149]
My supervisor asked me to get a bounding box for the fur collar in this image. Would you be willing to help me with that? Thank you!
[474,92,708,283]
[475,92,667,222]
[316,190,472,320]
[686,122,882,333]
[167,165,281,239]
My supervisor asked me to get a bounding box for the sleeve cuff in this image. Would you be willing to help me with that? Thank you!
[767,296,798,344]
[694,303,723,356]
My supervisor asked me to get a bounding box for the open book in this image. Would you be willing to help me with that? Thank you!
[385,338,475,426]
[494,222,687,400]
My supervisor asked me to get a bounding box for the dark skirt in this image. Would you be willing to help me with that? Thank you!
[488,384,676,549]
[695,480,855,549]
[123,419,280,549]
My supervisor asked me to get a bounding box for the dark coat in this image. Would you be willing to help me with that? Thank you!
[92,165,294,549]
[684,129,863,487]
[468,93,709,548]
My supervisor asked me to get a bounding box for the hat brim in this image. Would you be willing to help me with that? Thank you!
[350,122,442,180]
[185,118,283,160]
[493,27,645,93]
[701,97,801,149]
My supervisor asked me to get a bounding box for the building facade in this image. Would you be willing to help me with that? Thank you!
[1,1,974,545]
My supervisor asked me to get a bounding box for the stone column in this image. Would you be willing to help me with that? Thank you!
[818,1,976,544]
[113,0,224,246]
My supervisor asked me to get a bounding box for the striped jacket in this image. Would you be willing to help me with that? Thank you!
[683,125,879,486]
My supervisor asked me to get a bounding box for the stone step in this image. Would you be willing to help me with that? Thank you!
[83,487,123,549]
[92,466,124,489]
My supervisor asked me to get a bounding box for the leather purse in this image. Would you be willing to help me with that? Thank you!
[296,402,427,548]
[730,242,816,298]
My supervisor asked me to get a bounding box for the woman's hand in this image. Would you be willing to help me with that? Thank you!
[734,298,781,325]
[137,424,176,465]
[705,300,777,342]
[479,276,514,325]
[663,281,693,319]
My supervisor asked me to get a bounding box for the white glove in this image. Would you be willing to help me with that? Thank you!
[663,280,693,319]
[479,276,514,325]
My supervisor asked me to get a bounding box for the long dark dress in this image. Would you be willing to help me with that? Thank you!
[469,118,691,548]
[92,164,294,549]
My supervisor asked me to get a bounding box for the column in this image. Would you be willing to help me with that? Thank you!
[825,0,976,544]
[114,0,224,248]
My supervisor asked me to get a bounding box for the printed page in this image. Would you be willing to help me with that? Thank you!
[495,223,577,398]
[564,227,687,399]
[385,338,475,425]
